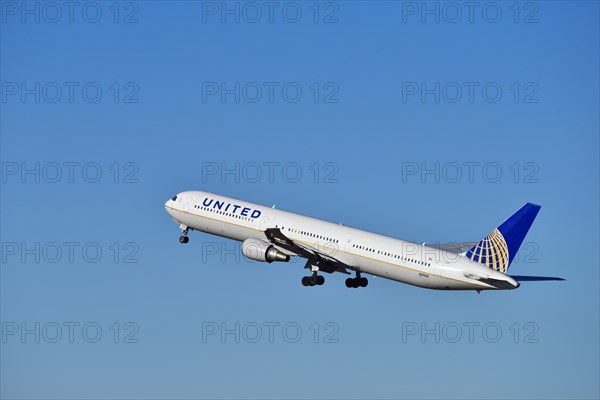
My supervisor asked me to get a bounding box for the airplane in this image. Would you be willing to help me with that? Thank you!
[164,191,564,291]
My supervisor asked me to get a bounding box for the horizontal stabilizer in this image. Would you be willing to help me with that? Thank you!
[510,275,565,282]
[464,273,519,289]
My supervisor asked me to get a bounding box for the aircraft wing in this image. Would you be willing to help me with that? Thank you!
[264,228,351,274]
[426,242,478,254]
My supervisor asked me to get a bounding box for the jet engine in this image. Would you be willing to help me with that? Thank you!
[242,238,290,263]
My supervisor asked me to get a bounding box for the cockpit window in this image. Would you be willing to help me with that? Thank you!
[172,196,177,201]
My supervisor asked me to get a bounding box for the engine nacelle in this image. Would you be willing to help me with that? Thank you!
[242,238,290,263]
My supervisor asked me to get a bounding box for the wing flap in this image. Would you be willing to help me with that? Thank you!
[264,228,350,274]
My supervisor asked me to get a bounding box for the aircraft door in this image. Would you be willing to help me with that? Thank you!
[345,239,353,253]
[184,197,192,212]
[260,216,270,231]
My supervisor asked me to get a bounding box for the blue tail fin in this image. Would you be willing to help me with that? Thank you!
[465,203,541,273]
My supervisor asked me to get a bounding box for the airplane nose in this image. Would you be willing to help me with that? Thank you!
[164,199,174,215]
[165,194,179,216]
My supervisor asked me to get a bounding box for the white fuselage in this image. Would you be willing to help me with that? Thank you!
[165,191,519,291]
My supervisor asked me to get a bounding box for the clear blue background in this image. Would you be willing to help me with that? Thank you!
[1,1,598,399]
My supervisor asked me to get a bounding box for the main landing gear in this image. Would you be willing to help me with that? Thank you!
[302,260,324,286]
[179,224,189,244]
[346,272,368,288]
[302,272,325,287]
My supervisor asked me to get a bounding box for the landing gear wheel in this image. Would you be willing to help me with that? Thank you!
[346,273,367,288]
[179,224,189,244]
[302,273,324,287]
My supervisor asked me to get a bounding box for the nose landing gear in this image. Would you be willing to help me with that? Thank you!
[179,224,189,244]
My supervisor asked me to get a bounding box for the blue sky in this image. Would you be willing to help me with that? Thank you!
[1,1,598,399]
